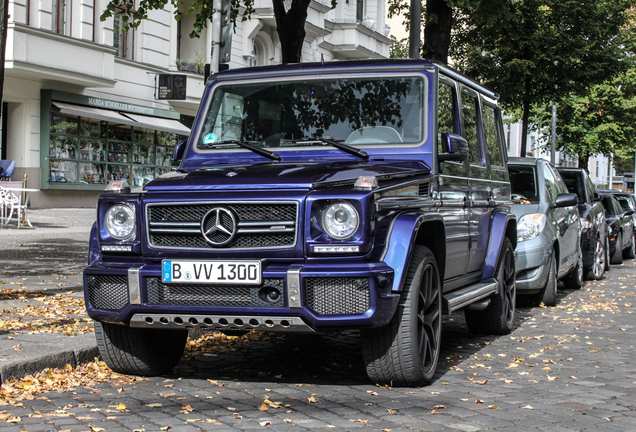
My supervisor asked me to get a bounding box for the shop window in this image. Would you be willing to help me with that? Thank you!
[49,110,182,187]
[114,9,134,60]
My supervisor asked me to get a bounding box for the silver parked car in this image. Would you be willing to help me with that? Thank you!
[508,158,582,306]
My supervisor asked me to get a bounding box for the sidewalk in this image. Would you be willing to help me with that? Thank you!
[0,209,99,382]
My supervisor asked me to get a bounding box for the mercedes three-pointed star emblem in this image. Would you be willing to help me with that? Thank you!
[201,207,237,246]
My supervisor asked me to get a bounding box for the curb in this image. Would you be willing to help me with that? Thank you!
[0,332,99,382]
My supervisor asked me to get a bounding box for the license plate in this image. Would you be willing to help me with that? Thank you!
[162,260,262,285]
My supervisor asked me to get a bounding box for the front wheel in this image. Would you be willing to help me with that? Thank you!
[465,237,516,335]
[95,321,188,376]
[587,237,606,280]
[604,236,611,271]
[536,253,557,306]
[361,245,442,387]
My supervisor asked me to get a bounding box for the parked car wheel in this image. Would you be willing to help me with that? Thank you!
[536,253,557,306]
[361,245,442,387]
[564,248,584,290]
[611,233,624,265]
[587,237,606,280]
[605,236,611,271]
[95,321,187,376]
[623,235,635,259]
[465,237,516,335]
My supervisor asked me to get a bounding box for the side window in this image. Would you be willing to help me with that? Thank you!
[543,165,560,203]
[550,166,568,194]
[438,81,456,154]
[461,89,480,165]
[482,103,503,167]
[584,175,596,201]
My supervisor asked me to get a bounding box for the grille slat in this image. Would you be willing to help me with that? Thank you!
[146,277,285,308]
[305,277,370,315]
[147,202,298,250]
[87,275,129,310]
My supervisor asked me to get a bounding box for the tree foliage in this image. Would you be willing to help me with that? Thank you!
[451,0,635,156]
[101,0,336,64]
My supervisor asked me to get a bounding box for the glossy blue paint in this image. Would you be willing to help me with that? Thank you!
[481,211,517,281]
[382,211,445,292]
[88,222,101,265]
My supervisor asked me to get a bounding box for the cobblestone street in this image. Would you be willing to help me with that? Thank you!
[1,213,636,432]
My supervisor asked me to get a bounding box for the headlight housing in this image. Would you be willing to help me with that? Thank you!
[517,213,546,242]
[322,202,359,240]
[104,204,136,240]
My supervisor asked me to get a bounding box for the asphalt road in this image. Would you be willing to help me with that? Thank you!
[1,211,636,431]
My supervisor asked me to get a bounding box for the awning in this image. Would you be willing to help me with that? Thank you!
[121,112,191,136]
[52,102,191,136]
[53,102,137,127]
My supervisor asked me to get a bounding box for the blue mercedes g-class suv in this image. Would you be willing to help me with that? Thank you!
[84,59,517,386]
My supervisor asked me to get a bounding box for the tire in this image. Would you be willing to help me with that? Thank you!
[623,234,635,259]
[611,233,623,265]
[95,321,188,376]
[563,247,583,290]
[604,236,611,271]
[361,245,442,387]
[536,253,557,306]
[465,237,516,335]
[587,237,606,280]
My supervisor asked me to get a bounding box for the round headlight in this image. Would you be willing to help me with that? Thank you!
[322,202,359,240]
[105,204,136,240]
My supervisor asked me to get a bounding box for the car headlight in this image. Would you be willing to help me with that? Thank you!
[104,204,136,240]
[517,213,546,242]
[322,202,359,240]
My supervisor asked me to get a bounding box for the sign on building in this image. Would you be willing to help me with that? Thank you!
[157,75,187,100]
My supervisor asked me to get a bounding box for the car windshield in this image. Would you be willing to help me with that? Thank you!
[195,76,425,152]
[508,165,539,203]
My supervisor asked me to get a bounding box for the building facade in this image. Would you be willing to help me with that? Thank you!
[2,0,392,207]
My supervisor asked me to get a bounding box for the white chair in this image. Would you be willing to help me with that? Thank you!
[0,187,20,227]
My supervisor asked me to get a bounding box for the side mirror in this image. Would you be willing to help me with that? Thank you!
[438,132,469,162]
[593,192,602,202]
[554,193,578,208]
[624,209,635,217]
[172,140,187,166]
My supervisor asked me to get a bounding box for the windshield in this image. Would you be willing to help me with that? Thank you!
[509,165,539,203]
[615,195,634,212]
[195,76,425,152]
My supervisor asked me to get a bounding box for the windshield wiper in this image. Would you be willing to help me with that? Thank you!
[286,137,368,160]
[201,140,281,161]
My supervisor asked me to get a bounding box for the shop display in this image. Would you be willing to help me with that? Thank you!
[48,111,181,186]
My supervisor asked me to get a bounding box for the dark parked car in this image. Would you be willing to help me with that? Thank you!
[83,59,518,387]
[599,193,635,264]
[557,167,608,280]
[509,158,581,306]
[598,188,636,249]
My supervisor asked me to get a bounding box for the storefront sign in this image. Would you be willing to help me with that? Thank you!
[157,74,187,100]
[87,98,156,116]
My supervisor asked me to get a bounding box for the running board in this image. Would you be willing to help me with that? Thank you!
[130,313,316,333]
[442,279,498,314]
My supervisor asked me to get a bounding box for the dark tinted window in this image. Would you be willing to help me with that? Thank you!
[438,82,456,154]
[559,171,585,204]
[615,196,633,212]
[601,196,616,216]
[509,165,539,203]
[461,90,480,165]
[482,104,503,167]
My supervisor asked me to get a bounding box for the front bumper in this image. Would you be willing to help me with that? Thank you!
[84,260,397,332]
[515,236,551,294]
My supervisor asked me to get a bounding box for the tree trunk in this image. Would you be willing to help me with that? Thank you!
[422,0,452,63]
[520,98,530,157]
[579,152,590,172]
[273,0,311,64]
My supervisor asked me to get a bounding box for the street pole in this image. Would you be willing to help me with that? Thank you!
[409,0,421,59]
[550,102,557,165]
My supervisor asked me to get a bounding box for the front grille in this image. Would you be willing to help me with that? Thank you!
[146,277,285,308]
[305,277,370,315]
[146,202,298,250]
[86,275,129,310]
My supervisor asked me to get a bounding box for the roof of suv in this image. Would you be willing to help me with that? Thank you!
[508,157,543,166]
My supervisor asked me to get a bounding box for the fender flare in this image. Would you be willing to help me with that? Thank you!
[481,211,517,281]
[88,222,101,265]
[381,211,445,292]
